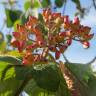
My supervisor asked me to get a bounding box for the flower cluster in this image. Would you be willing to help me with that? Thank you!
[11,8,93,65]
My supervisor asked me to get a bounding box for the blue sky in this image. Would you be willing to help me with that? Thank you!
[0,0,96,63]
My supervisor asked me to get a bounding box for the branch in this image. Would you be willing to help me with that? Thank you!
[62,53,69,63]
[14,76,32,96]
[86,56,96,65]
[93,0,96,10]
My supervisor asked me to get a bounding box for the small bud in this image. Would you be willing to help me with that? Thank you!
[11,39,19,47]
[82,41,90,49]
[66,39,72,46]
[13,32,20,38]
[55,50,61,60]
[59,32,66,37]
[49,46,56,52]
[64,16,69,24]
[38,40,45,47]
[59,45,68,53]
[52,13,61,18]
[73,17,80,25]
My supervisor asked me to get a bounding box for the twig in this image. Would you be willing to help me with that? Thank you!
[62,53,69,63]
[86,56,96,65]
[62,2,67,15]
[93,0,96,10]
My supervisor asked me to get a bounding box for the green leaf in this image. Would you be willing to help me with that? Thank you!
[87,75,96,96]
[38,13,49,36]
[34,0,41,8]
[0,62,22,95]
[32,64,60,92]
[6,34,12,44]
[72,0,81,9]
[24,79,43,96]
[13,19,21,31]
[25,64,71,96]
[24,0,41,11]
[6,50,21,58]
[0,78,22,96]
[55,0,66,8]
[15,66,31,80]
[0,55,21,65]
[5,9,22,28]
[0,32,4,43]
[24,1,31,11]
[0,41,6,52]
[65,62,92,83]
[41,0,51,8]
[21,15,28,24]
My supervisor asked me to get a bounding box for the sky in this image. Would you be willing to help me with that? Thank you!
[0,0,96,64]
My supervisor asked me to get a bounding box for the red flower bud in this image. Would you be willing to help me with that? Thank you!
[82,41,90,49]
[49,46,56,52]
[55,50,61,60]
[64,16,69,24]
[38,40,45,47]
[11,39,19,47]
[59,45,68,53]
[22,59,29,65]
[66,39,72,45]
[18,41,25,52]
[73,17,80,25]
[59,32,66,37]
[13,32,20,39]
[52,13,61,18]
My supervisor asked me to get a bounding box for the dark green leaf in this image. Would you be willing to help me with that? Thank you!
[6,34,12,44]
[0,55,21,65]
[32,64,60,92]
[21,15,28,24]
[55,0,66,8]
[41,0,51,8]
[5,9,22,27]
[24,79,43,96]
[72,0,81,10]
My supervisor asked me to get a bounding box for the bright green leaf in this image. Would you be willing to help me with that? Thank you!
[13,19,21,31]
[0,62,22,96]
[34,0,41,8]
[24,1,31,11]
[0,41,6,52]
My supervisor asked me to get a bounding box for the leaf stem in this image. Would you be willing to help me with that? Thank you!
[14,76,32,96]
